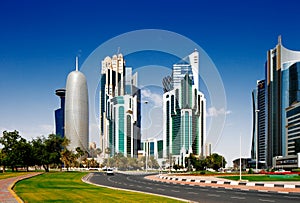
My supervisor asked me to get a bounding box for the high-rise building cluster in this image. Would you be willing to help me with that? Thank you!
[54,50,207,166]
[162,50,206,167]
[99,54,141,158]
[252,36,300,169]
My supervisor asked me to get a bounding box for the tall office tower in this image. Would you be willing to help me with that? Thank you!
[251,80,266,168]
[55,88,66,138]
[266,36,300,166]
[65,57,89,152]
[99,54,141,158]
[286,103,300,155]
[162,50,206,167]
[172,49,199,89]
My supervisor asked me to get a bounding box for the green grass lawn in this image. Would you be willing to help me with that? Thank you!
[220,174,300,182]
[0,172,31,180]
[14,172,184,203]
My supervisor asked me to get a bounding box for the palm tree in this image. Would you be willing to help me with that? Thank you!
[105,148,111,167]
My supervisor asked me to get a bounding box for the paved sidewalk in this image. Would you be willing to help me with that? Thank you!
[146,174,300,195]
[0,173,42,203]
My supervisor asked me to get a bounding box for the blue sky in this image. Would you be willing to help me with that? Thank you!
[1,0,300,165]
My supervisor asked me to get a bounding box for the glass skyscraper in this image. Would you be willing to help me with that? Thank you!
[266,36,300,167]
[55,88,66,138]
[251,80,267,167]
[99,54,141,158]
[162,50,206,167]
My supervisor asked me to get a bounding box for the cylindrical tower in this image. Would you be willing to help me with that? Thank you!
[65,59,89,152]
[55,88,66,138]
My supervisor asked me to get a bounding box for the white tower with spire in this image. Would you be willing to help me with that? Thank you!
[65,57,89,152]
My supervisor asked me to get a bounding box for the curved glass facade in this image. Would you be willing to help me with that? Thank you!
[162,50,206,166]
[266,39,300,167]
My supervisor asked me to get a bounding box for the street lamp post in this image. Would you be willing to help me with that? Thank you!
[239,135,242,181]
[145,140,148,172]
[144,101,148,172]
[255,109,260,172]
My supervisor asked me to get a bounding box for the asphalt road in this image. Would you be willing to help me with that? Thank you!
[87,172,300,203]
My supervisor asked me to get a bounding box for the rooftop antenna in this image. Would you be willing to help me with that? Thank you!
[278,35,282,45]
[117,47,120,54]
[75,56,79,71]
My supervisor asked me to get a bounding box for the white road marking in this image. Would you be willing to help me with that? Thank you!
[171,190,180,193]
[284,196,300,199]
[216,190,226,193]
[188,192,198,195]
[207,194,220,197]
[258,199,275,202]
[231,196,246,200]
[258,194,271,197]
[278,191,288,194]
[157,188,165,191]
[234,192,246,195]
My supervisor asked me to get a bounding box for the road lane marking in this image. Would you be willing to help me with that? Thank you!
[231,196,246,200]
[258,199,275,202]
[258,194,271,197]
[157,188,165,191]
[171,190,180,193]
[188,192,198,195]
[284,196,300,199]
[146,187,152,189]
[234,192,246,195]
[216,190,226,193]
[207,194,220,197]
[278,191,288,194]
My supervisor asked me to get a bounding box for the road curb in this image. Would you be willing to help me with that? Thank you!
[8,172,43,203]
[155,175,300,195]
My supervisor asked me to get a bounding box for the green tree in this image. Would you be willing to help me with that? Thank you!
[149,156,160,169]
[0,130,23,171]
[206,153,226,171]
[60,148,75,171]
[31,134,66,172]
[0,148,8,172]
[16,137,33,171]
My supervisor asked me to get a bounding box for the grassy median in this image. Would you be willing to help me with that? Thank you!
[14,172,184,203]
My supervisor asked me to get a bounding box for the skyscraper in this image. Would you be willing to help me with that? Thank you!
[65,57,89,152]
[54,88,66,138]
[99,54,141,158]
[162,50,206,167]
[251,80,266,168]
[266,36,300,166]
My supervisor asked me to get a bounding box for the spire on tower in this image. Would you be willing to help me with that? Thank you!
[278,35,282,45]
[76,56,79,71]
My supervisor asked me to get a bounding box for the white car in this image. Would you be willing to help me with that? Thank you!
[106,168,114,175]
